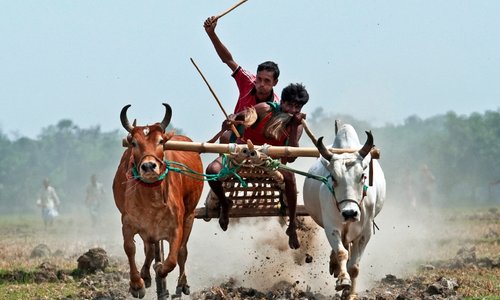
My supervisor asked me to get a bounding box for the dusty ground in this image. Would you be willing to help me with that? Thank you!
[0,205,498,299]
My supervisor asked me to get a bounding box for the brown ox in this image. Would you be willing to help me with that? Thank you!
[112,103,203,298]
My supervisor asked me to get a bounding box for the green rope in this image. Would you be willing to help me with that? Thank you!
[268,158,336,195]
[131,164,169,181]
[132,155,247,187]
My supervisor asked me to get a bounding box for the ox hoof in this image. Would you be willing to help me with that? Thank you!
[157,289,170,300]
[129,286,146,299]
[341,291,357,300]
[143,277,151,288]
[176,284,191,296]
[335,277,352,291]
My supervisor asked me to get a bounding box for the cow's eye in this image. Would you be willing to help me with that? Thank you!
[131,140,137,147]
[158,139,164,145]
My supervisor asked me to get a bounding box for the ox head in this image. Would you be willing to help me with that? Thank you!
[120,103,174,183]
[315,131,373,222]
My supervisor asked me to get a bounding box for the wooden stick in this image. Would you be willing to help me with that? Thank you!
[190,58,240,138]
[215,0,248,20]
[164,140,359,157]
[301,119,318,146]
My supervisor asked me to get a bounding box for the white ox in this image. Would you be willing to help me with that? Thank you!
[303,123,386,299]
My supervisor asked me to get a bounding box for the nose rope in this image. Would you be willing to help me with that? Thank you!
[137,153,166,167]
[129,154,246,186]
[129,153,168,183]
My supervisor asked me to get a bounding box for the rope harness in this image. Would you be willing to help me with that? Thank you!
[129,154,246,186]
[129,147,379,233]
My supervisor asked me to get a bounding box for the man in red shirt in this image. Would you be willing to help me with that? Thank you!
[205,83,309,250]
[203,16,280,114]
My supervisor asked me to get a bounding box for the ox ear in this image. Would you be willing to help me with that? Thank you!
[122,134,133,147]
[359,131,374,158]
[162,131,175,150]
[122,138,129,147]
[316,136,333,161]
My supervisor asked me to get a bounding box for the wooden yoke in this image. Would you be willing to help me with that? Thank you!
[163,137,381,219]
[163,140,359,157]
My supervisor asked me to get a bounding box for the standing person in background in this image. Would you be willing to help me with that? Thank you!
[85,174,105,227]
[419,164,436,207]
[36,178,60,229]
[203,16,280,139]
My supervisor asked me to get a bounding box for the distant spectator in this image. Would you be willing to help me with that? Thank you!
[418,164,436,207]
[85,174,105,227]
[402,168,417,208]
[489,179,500,202]
[36,178,60,228]
[490,179,500,186]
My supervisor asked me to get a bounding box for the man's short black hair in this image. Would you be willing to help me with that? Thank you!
[257,61,280,80]
[281,83,309,105]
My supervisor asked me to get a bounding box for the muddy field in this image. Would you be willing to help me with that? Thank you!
[0,203,498,299]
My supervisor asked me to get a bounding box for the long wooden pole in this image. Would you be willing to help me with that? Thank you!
[164,140,358,157]
[215,0,248,20]
[301,119,318,146]
[190,58,240,138]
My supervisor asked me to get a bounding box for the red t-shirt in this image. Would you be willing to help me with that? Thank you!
[242,105,288,146]
[232,66,279,113]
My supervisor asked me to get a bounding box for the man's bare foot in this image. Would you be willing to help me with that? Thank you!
[218,200,233,231]
[286,225,300,249]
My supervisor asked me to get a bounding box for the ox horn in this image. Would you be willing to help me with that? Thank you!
[159,103,172,131]
[358,131,374,158]
[120,104,134,133]
[316,137,333,161]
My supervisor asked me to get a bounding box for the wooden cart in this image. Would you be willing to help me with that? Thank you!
[163,140,359,220]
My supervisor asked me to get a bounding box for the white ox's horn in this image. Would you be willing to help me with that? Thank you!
[316,137,333,161]
[358,131,374,158]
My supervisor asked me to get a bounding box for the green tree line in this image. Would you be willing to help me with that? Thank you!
[308,108,500,206]
[0,109,498,214]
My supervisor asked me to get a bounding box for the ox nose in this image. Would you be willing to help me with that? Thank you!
[342,209,358,220]
[141,162,157,173]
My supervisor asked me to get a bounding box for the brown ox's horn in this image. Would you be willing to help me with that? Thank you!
[316,136,333,161]
[120,104,134,133]
[358,131,374,158]
[160,103,172,131]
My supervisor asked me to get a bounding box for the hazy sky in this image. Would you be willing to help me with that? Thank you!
[1,0,499,141]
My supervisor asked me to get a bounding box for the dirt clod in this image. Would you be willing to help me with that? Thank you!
[77,247,109,274]
[30,243,51,258]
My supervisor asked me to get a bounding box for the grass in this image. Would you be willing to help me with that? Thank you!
[0,282,81,300]
[0,208,498,299]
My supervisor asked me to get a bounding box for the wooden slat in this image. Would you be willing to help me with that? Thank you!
[194,164,311,219]
[194,204,309,219]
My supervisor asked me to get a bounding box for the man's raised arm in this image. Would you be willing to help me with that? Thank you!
[203,16,238,72]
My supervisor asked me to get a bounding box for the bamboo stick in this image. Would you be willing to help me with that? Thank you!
[215,0,248,20]
[164,140,358,157]
[190,58,240,138]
